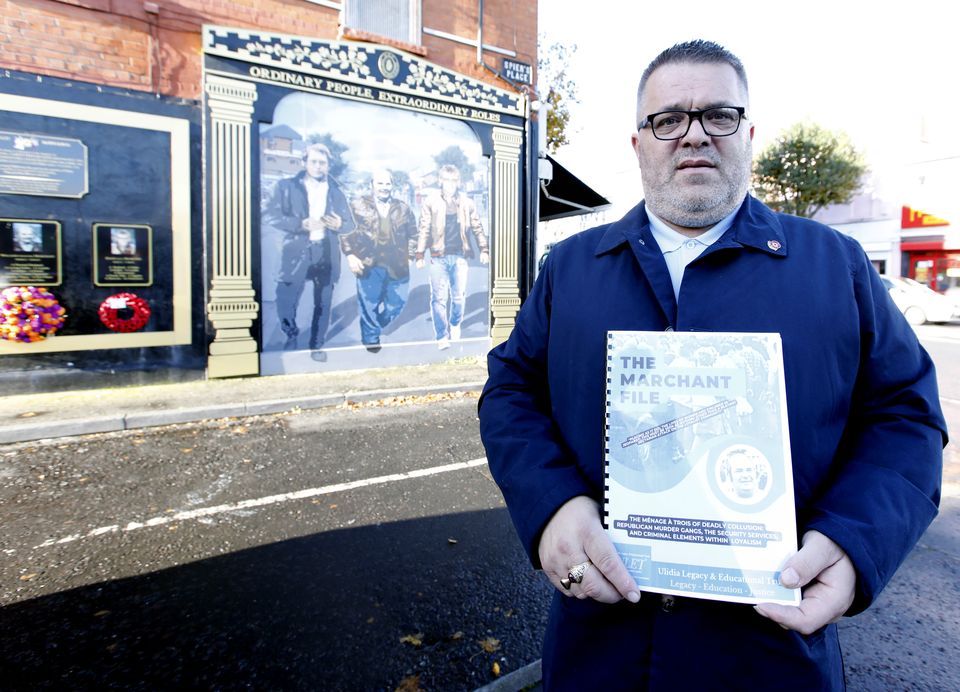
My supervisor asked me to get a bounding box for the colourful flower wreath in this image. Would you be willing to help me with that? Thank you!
[0,286,68,343]
[98,292,151,333]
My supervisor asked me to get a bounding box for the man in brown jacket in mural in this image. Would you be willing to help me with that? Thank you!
[341,168,417,352]
[415,164,489,349]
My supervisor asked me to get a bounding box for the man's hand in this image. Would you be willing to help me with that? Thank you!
[346,254,365,276]
[480,251,489,265]
[538,495,641,604]
[321,212,343,231]
[754,530,856,635]
[302,217,326,233]
[415,258,425,270]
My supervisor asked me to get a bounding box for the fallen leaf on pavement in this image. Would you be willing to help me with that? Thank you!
[478,637,500,653]
[492,661,501,676]
[399,633,423,647]
[19,573,38,581]
[395,674,421,692]
[450,631,463,640]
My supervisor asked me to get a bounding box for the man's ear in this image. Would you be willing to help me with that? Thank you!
[630,132,643,167]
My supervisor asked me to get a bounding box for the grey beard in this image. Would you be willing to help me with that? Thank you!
[645,175,750,229]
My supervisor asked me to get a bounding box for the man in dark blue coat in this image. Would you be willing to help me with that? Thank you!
[478,40,946,690]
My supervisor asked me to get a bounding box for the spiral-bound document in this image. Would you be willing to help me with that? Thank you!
[605,331,800,605]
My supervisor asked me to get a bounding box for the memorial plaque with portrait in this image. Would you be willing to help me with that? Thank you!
[604,331,799,606]
[0,218,62,285]
[92,223,153,287]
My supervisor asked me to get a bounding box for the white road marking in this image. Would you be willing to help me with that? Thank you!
[33,458,489,549]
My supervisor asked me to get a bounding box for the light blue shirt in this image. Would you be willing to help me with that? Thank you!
[647,208,738,301]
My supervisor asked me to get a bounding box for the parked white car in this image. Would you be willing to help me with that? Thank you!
[880,275,960,325]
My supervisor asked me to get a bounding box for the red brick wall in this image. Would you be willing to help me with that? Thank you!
[0,0,537,100]
[422,0,538,90]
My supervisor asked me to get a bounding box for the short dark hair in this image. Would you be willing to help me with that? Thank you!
[636,40,749,123]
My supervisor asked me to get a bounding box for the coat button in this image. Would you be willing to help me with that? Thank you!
[661,595,675,612]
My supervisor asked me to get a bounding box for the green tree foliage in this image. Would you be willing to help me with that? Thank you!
[433,145,475,184]
[307,132,350,180]
[538,40,579,153]
[752,123,866,218]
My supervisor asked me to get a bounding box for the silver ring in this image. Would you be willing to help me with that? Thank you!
[560,577,573,590]
[567,560,592,584]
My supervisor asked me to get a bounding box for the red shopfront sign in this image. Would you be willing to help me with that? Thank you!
[902,205,950,229]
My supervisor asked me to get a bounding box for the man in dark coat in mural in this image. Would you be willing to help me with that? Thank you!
[263,142,355,357]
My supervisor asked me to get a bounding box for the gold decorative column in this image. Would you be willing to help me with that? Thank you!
[204,75,260,378]
[490,127,524,345]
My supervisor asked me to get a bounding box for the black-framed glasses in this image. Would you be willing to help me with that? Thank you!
[638,107,746,140]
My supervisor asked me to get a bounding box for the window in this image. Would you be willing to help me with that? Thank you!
[343,0,421,45]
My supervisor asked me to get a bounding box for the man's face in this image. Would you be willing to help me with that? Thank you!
[731,456,757,498]
[372,171,393,202]
[305,151,329,181]
[15,226,35,248]
[631,62,754,232]
[440,175,459,197]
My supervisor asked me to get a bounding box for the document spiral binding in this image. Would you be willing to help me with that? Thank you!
[602,333,613,530]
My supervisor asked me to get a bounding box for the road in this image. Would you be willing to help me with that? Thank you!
[1,326,958,691]
[0,395,551,691]
[836,324,960,691]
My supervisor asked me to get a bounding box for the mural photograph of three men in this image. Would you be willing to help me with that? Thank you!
[259,91,490,374]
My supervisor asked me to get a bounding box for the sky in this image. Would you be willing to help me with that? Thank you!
[271,91,483,182]
[538,1,960,219]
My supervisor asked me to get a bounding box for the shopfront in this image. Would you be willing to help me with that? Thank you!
[901,206,960,299]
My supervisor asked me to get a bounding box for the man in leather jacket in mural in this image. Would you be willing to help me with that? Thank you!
[341,168,418,352]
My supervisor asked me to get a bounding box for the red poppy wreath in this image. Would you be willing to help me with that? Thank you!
[98,292,151,333]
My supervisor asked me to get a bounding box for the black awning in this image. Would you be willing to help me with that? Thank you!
[538,154,611,221]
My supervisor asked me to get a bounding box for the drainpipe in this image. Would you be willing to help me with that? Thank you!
[477,0,484,64]
[477,0,521,89]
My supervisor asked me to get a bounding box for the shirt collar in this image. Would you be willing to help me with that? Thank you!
[595,196,788,259]
[646,206,737,254]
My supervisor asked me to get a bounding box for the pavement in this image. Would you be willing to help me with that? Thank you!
[0,357,490,445]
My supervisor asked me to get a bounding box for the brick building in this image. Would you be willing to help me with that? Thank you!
[0,1,539,390]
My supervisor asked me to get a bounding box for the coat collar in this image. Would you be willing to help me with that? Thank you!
[595,196,789,259]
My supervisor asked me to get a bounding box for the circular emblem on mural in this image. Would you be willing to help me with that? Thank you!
[378,51,400,80]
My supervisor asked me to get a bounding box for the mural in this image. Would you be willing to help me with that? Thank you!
[258,92,490,374]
